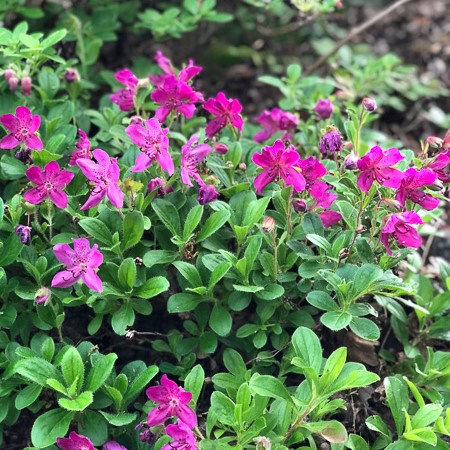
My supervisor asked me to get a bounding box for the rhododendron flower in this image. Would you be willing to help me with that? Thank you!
[24,161,74,209]
[15,224,31,245]
[319,129,342,158]
[146,374,197,428]
[296,156,328,199]
[181,135,211,187]
[357,146,404,193]
[253,108,298,143]
[0,106,42,150]
[110,68,138,112]
[56,432,94,450]
[252,140,305,194]
[126,118,173,174]
[319,210,342,227]
[203,92,244,138]
[147,177,174,197]
[395,168,439,210]
[381,211,424,255]
[427,151,450,184]
[69,129,92,166]
[162,422,197,450]
[198,184,219,205]
[76,149,123,210]
[314,99,333,119]
[151,75,203,122]
[103,441,127,450]
[52,238,103,292]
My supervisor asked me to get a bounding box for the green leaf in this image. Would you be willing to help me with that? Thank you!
[366,415,392,439]
[403,428,437,445]
[78,410,108,446]
[15,357,62,386]
[210,391,236,426]
[99,411,137,426]
[249,374,295,406]
[196,210,230,242]
[58,391,93,411]
[152,199,181,236]
[411,404,443,429]
[232,284,263,293]
[47,378,68,395]
[306,234,332,253]
[303,420,348,444]
[79,218,113,245]
[143,250,177,267]
[85,353,117,392]
[123,364,158,406]
[41,29,67,48]
[111,303,135,335]
[321,311,352,331]
[349,264,384,300]
[134,276,169,299]
[208,262,231,292]
[255,284,285,301]
[306,291,339,311]
[209,304,232,337]
[15,383,43,410]
[0,233,22,266]
[61,346,84,394]
[349,317,380,341]
[167,293,199,313]
[183,205,203,240]
[291,326,322,374]
[123,210,145,250]
[385,376,409,436]
[184,364,205,405]
[31,408,74,447]
[336,201,358,229]
[118,258,136,291]
[319,347,347,390]
[173,261,203,287]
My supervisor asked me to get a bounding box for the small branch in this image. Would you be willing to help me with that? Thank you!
[304,0,414,76]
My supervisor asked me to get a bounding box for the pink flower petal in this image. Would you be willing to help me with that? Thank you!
[52,270,80,289]
[23,187,47,205]
[49,189,69,209]
[25,134,43,150]
[0,134,20,149]
[81,268,103,292]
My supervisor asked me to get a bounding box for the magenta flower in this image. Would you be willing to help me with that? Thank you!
[395,168,439,210]
[56,432,94,450]
[314,99,333,120]
[52,238,103,292]
[203,92,244,138]
[76,149,123,210]
[0,106,42,150]
[110,68,138,112]
[381,211,424,256]
[198,184,219,205]
[296,156,328,199]
[151,75,203,123]
[69,129,92,166]
[252,140,305,194]
[146,374,197,428]
[147,177,174,197]
[24,161,74,209]
[427,151,450,184]
[319,210,342,228]
[103,441,127,450]
[162,422,197,450]
[181,135,211,187]
[356,146,404,193]
[126,118,173,174]
[253,108,298,143]
[318,129,342,158]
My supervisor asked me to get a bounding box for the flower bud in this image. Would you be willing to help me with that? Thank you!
[362,97,377,112]
[15,225,31,245]
[213,143,228,155]
[262,216,276,232]
[64,68,79,83]
[137,78,150,89]
[379,198,402,212]
[344,152,359,170]
[319,129,342,157]
[254,436,272,450]
[424,136,443,149]
[4,68,15,82]
[238,162,247,171]
[8,76,18,91]
[428,179,444,191]
[292,198,307,212]
[35,287,50,305]
[314,99,333,120]
[197,184,219,205]
[130,115,143,125]
[443,133,450,151]
[21,76,32,96]
[15,147,33,164]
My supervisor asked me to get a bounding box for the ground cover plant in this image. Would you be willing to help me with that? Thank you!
[0,1,449,449]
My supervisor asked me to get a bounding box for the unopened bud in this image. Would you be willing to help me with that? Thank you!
[344,152,359,170]
[64,68,79,83]
[424,136,443,149]
[130,115,143,125]
[356,224,367,234]
[213,143,228,155]
[8,76,18,91]
[338,248,349,259]
[137,78,150,89]
[428,179,444,191]
[15,225,31,245]
[198,184,219,205]
[238,162,247,171]
[362,97,377,112]
[254,436,272,450]
[314,99,333,120]
[35,287,51,305]
[4,68,15,82]
[379,198,402,212]
[443,133,450,151]
[21,77,32,96]
[134,257,143,266]
[126,330,135,339]
[225,160,234,168]
[292,198,307,212]
[262,216,276,233]
[15,148,33,164]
